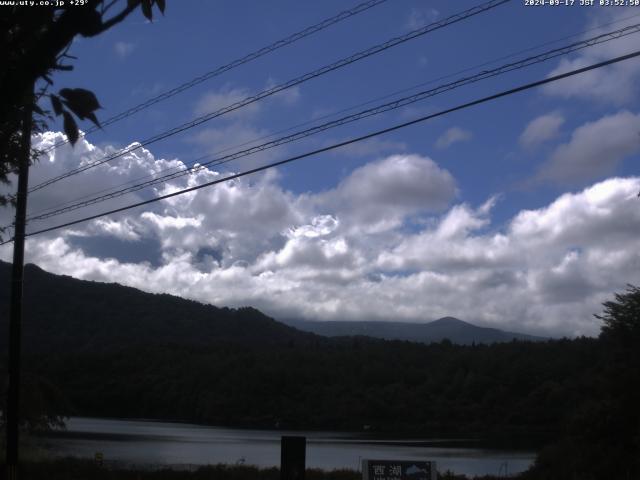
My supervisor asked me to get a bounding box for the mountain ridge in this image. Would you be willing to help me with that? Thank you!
[282,316,547,345]
[1,260,546,350]
[0,260,317,354]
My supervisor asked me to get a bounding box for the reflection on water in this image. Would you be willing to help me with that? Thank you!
[40,417,536,477]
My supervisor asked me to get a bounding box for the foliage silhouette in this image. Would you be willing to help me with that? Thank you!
[2,262,639,478]
[0,0,165,232]
[524,285,640,480]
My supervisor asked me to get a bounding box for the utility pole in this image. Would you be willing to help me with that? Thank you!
[6,80,34,480]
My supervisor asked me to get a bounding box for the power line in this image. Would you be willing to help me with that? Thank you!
[26,10,640,219]
[23,22,640,223]
[29,0,511,193]
[41,0,390,153]
[33,0,509,191]
[3,49,636,244]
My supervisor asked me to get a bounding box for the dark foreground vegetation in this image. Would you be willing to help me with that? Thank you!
[0,458,504,480]
[23,338,599,439]
[1,263,639,479]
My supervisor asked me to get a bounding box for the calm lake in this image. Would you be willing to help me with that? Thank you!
[40,417,536,477]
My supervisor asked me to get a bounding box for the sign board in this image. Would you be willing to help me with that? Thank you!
[281,436,306,480]
[362,460,436,480]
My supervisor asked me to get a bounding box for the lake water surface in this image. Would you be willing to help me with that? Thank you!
[41,417,535,477]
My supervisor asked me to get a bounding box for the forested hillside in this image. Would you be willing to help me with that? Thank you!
[25,337,599,442]
[0,261,316,354]
[1,262,638,479]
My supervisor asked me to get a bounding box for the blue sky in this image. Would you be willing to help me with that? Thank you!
[2,0,640,336]
[62,1,639,219]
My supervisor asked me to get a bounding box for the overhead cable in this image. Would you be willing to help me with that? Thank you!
[3,48,636,244]
[24,23,640,223]
[29,0,511,193]
[41,0,391,153]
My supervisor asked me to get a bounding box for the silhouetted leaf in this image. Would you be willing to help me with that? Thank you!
[141,0,153,20]
[32,104,44,116]
[50,95,63,116]
[155,0,165,14]
[85,111,101,128]
[59,88,101,120]
[78,8,103,37]
[62,111,79,145]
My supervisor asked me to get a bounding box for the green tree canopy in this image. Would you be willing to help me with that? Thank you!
[0,0,165,214]
[596,284,640,343]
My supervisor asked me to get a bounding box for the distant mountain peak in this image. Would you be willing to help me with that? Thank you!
[283,316,547,345]
[431,316,470,326]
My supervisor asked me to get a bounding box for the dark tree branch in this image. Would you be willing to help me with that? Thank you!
[92,0,141,35]
[0,0,156,211]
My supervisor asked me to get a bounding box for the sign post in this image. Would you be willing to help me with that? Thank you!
[362,460,437,480]
[281,436,306,480]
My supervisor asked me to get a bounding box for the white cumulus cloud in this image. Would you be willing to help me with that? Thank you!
[538,110,640,183]
[114,41,135,58]
[542,10,640,105]
[436,127,473,149]
[2,134,639,339]
[519,112,565,148]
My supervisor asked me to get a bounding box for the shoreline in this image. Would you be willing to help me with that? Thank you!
[43,416,545,451]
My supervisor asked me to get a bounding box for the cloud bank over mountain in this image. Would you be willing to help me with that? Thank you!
[1,132,639,338]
